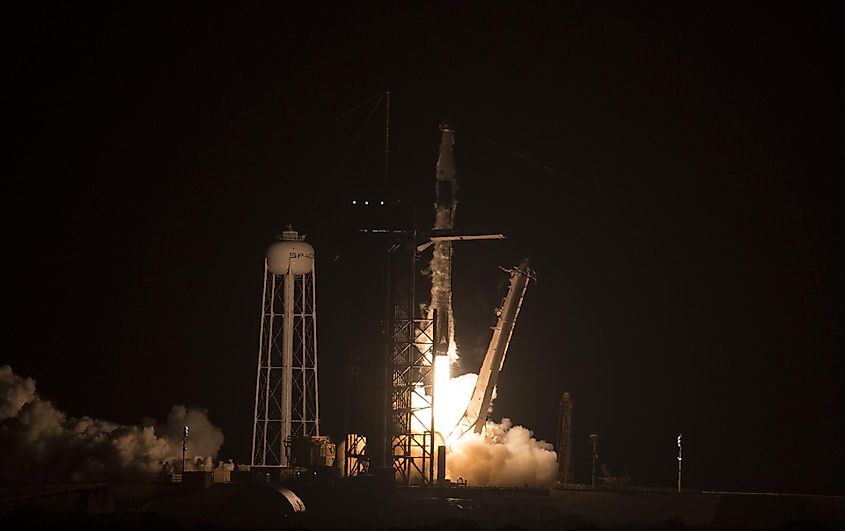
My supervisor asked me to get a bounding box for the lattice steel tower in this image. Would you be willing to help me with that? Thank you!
[387,234,436,485]
[251,226,319,467]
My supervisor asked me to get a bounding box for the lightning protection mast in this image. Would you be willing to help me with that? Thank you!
[251,226,320,468]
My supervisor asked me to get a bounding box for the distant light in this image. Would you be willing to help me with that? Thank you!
[352,200,357,205]
[380,200,385,205]
[364,200,369,205]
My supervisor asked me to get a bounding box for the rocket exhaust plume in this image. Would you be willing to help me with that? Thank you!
[0,365,224,483]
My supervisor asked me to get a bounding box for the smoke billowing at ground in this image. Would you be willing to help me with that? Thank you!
[0,365,223,483]
[428,363,557,486]
[448,417,558,487]
[433,370,558,487]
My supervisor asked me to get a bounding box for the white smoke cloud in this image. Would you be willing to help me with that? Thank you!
[157,405,224,459]
[432,368,555,488]
[0,365,36,421]
[446,418,558,488]
[0,365,223,483]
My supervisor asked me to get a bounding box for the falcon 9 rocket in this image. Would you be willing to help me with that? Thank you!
[429,123,458,366]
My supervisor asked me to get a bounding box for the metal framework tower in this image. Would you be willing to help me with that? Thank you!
[387,235,436,485]
[358,122,502,484]
[343,433,369,477]
[251,226,319,467]
[341,347,371,477]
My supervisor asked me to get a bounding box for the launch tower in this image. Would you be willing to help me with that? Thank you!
[386,234,437,485]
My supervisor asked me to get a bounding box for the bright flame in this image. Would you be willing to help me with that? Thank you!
[433,355,450,437]
[408,332,475,443]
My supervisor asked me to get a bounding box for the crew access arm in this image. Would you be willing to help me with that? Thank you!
[455,261,535,436]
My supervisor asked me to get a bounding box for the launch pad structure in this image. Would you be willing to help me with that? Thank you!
[246,109,532,487]
[385,232,437,485]
[347,120,537,486]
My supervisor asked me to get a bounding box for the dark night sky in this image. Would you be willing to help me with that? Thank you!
[7,4,843,494]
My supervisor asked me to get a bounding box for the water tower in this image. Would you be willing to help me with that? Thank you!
[251,226,319,467]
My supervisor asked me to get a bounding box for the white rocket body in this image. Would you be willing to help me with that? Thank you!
[430,124,458,364]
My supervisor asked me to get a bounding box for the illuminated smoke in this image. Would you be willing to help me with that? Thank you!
[432,369,557,487]
[0,365,223,483]
[157,404,224,459]
[0,366,36,421]
[446,418,558,487]
[415,353,558,487]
